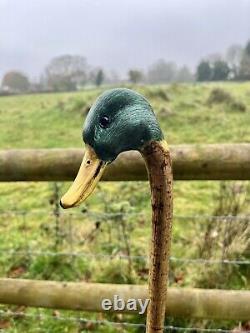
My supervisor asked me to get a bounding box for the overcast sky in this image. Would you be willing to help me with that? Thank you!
[0,0,250,80]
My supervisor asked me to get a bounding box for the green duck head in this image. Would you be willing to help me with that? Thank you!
[61,88,164,208]
[83,88,163,162]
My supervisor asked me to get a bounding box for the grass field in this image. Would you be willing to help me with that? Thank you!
[0,83,249,332]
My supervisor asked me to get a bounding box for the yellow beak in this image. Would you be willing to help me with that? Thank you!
[60,145,107,209]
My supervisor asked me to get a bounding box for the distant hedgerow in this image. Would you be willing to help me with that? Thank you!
[207,88,246,112]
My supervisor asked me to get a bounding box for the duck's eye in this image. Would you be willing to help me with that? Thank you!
[99,115,110,128]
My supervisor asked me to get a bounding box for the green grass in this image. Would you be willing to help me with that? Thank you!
[0,82,249,332]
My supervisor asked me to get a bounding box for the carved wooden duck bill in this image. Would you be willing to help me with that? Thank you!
[60,88,173,333]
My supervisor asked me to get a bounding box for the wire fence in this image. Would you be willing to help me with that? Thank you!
[0,310,249,333]
[0,207,249,332]
[0,209,250,221]
[0,210,249,266]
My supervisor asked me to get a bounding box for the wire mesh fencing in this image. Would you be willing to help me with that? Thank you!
[0,209,249,263]
[0,309,249,333]
[0,205,249,332]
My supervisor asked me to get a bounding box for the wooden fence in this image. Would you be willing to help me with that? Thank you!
[0,143,249,321]
[0,143,250,181]
[0,279,249,320]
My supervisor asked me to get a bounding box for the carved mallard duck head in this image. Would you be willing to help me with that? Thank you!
[60,88,173,333]
[60,88,163,208]
[84,88,163,162]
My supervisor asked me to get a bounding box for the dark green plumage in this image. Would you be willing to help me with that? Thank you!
[83,88,163,162]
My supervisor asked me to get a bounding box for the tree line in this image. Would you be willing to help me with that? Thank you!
[1,40,250,94]
[197,41,250,81]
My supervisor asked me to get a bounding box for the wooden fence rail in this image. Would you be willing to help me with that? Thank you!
[0,279,249,320]
[0,144,249,322]
[0,144,250,181]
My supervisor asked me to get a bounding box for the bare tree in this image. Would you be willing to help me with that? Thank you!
[44,55,88,91]
[226,45,243,79]
[205,53,223,63]
[105,70,121,85]
[176,66,194,82]
[148,59,177,83]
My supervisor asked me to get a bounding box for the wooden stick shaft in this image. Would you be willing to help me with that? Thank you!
[141,140,173,333]
[0,144,250,181]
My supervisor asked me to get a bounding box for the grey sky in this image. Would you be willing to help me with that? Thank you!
[0,0,250,80]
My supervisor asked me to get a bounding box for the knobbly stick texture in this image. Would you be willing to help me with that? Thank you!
[141,140,173,333]
[0,144,250,181]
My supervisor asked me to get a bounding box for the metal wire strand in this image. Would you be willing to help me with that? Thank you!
[0,209,249,222]
[0,209,248,265]
[0,310,248,333]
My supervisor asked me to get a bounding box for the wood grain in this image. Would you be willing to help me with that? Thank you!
[0,279,249,320]
[141,140,173,333]
[0,144,249,181]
